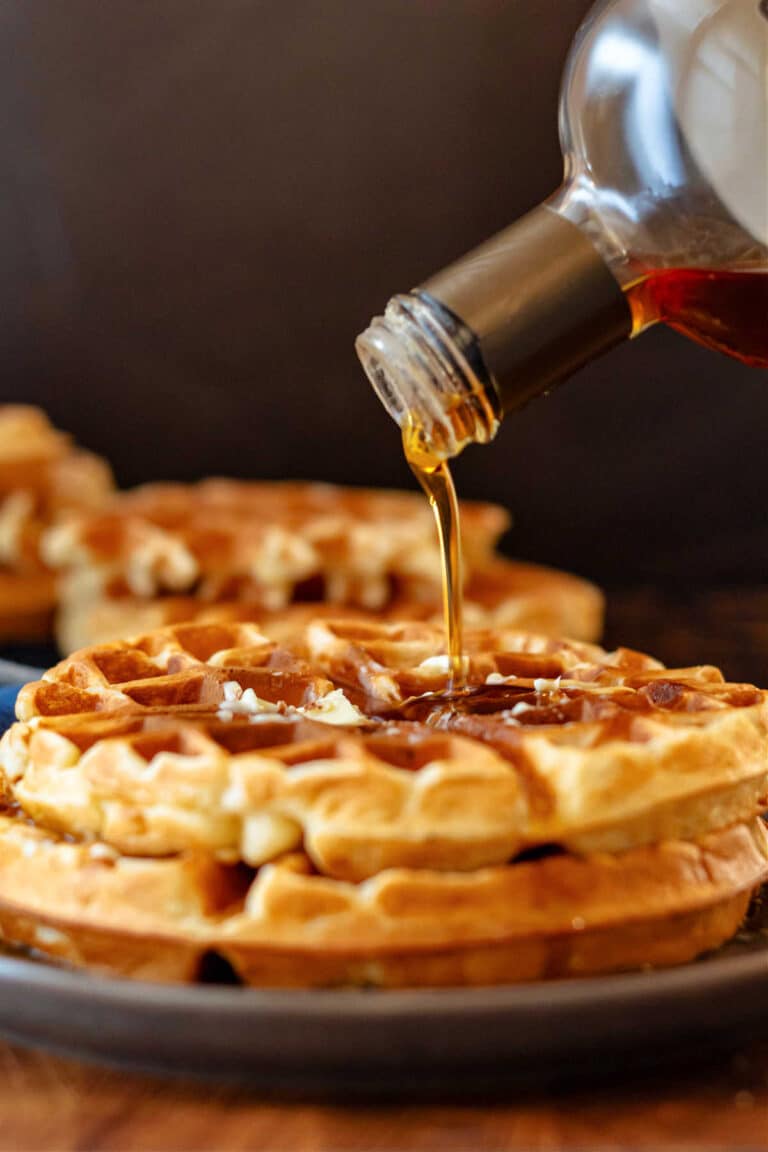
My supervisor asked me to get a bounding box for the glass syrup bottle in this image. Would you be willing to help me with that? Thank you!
[358,0,768,456]
[356,0,768,678]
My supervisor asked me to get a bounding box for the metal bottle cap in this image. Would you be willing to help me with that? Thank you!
[420,205,633,412]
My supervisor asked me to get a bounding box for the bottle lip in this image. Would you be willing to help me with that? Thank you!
[356,292,499,461]
[355,300,415,429]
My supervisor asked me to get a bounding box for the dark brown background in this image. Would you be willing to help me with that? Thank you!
[0,0,765,584]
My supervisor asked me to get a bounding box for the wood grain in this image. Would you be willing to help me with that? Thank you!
[0,1039,767,1152]
[604,586,768,687]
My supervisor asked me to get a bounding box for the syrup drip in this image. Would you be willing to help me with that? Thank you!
[374,682,533,724]
[403,421,465,689]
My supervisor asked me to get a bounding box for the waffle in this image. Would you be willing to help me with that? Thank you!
[0,406,113,640]
[5,620,768,885]
[0,805,763,986]
[52,556,605,655]
[42,479,604,652]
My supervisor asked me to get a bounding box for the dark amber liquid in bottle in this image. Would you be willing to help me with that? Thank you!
[626,268,768,367]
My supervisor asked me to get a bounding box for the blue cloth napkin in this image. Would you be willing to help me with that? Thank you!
[0,685,20,733]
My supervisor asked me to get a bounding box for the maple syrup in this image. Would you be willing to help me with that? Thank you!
[626,268,768,367]
[403,420,465,688]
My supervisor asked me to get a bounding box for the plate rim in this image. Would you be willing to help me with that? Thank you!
[1,934,767,1018]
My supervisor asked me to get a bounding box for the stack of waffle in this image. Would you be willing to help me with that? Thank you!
[0,407,113,641]
[0,617,765,987]
[42,479,604,653]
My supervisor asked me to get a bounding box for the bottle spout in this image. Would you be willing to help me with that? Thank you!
[356,293,500,462]
[357,206,633,460]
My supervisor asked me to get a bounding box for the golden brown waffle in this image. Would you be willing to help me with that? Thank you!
[0,806,763,986]
[3,618,766,987]
[0,406,113,640]
[5,620,768,885]
[53,556,605,656]
[42,479,604,652]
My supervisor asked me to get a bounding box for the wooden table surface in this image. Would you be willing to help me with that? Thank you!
[1,1039,767,1151]
[3,587,768,1152]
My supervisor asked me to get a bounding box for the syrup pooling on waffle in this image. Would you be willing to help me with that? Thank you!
[301,617,667,706]
[4,620,768,880]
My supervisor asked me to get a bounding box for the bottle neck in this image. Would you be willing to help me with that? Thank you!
[355,293,500,461]
[357,204,633,460]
